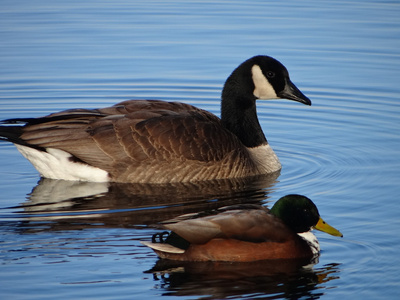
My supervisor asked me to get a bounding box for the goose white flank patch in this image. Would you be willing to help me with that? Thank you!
[0,55,311,183]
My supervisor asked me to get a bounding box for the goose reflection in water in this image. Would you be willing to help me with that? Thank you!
[145,259,341,299]
[11,172,279,231]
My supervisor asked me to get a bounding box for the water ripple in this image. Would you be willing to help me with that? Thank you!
[255,85,398,199]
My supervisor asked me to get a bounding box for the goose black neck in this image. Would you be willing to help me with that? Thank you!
[220,78,268,148]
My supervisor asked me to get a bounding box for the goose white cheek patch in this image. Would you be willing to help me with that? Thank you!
[252,65,278,99]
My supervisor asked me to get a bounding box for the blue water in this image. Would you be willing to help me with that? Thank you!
[1,0,399,299]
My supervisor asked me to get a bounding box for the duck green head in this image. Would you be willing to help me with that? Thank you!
[270,194,343,237]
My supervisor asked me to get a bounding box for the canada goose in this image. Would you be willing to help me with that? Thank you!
[141,194,343,261]
[0,55,311,183]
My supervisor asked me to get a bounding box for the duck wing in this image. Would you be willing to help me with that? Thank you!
[163,206,293,244]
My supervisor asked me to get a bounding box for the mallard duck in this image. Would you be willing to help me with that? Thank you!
[141,195,342,261]
[0,56,311,183]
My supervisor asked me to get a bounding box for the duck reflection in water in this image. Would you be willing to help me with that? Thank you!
[144,259,341,299]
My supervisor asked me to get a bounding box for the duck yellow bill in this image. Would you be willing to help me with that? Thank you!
[315,217,343,237]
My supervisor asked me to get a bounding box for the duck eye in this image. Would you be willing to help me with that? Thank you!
[266,71,275,78]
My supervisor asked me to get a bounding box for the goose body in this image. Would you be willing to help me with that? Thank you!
[141,195,343,262]
[0,56,311,183]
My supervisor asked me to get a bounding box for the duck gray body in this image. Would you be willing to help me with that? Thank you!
[0,56,311,183]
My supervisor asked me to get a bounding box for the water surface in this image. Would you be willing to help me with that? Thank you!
[1,1,399,299]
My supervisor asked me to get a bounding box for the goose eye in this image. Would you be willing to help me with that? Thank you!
[266,71,275,78]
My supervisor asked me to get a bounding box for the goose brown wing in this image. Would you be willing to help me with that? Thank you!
[12,100,245,174]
